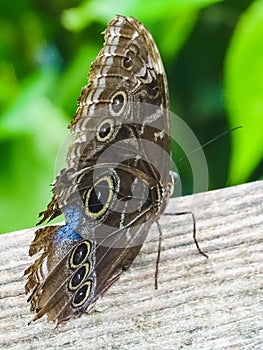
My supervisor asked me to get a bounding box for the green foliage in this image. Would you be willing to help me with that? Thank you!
[225,0,263,185]
[0,69,67,232]
[0,0,261,233]
[62,0,221,58]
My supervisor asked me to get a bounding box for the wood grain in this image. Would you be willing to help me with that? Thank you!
[0,180,262,349]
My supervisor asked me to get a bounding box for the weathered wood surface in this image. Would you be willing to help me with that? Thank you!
[0,180,262,350]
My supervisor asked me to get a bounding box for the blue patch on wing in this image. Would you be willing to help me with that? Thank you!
[63,205,82,229]
[54,205,83,244]
[55,224,81,243]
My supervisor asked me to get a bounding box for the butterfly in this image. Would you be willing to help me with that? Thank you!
[25,15,173,325]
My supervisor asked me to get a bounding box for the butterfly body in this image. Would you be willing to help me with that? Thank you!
[25,15,171,324]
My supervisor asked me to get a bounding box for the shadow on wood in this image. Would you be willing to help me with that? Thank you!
[0,181,262,349]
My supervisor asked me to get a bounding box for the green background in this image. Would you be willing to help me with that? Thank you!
[0,0,262,233]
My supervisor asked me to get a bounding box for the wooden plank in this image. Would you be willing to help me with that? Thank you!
[0,180,262,349]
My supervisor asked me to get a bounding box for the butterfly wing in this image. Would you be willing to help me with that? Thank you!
[25,15,171,325]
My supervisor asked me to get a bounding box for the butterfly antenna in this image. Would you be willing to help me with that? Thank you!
[178,126,242,163]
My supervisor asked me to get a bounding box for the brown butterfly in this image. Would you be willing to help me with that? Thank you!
[25,15,173,325]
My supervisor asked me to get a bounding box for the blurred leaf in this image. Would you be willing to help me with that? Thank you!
[1,69,56,136]
[61,0,222,31]
[56,44,99,112]
[225,0,263,185]
[153,12,198,59]
[0,69,68,233]
[0,62,18,109]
